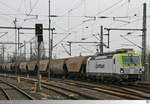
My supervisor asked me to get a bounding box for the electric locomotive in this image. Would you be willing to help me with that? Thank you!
[86,49,143,82]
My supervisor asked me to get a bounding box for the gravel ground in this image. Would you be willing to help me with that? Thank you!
[0,76,68,100]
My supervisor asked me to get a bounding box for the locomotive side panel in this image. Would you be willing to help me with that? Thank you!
[86,56,113,77]
[86,56,122,80]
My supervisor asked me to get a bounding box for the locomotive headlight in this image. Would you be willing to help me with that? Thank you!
[120,68,124,73]
[139,69,142,73]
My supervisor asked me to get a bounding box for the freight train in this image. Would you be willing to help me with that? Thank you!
[0,49,143,82]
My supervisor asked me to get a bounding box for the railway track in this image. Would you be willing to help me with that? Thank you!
[41,80,121,100]
[20,77,116,99]
[0,74,121,99]
[41,82,85,99]
[1,74,150,100]
[0,74,88,100]
[10,76,150,99]
[49,78,150,100]
[0,79,35,100]
[125,83,150,94]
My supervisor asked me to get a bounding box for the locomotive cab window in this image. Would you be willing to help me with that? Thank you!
[122,56,140,65]
[131,56,140,65]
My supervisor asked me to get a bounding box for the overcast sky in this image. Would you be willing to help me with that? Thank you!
[0,0,149,59]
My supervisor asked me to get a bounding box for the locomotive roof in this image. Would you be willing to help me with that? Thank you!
[97,48,135,56]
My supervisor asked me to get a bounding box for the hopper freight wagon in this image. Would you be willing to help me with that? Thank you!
[3,64,7,73]
[65,56,89,77]
[50,58,68,77]
[18,60,49,74]
[1,64,6,72]
[26,61,37,74]
[5,63,12,73]
[39,60,49,75]
[11,63,16,73]
[18,62,28,74]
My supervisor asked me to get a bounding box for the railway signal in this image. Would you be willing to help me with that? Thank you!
[35,24,43,34]
[35,23,43,92]
[35,24,43,42]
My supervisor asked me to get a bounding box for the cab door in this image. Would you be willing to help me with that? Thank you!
[113,58,116,73]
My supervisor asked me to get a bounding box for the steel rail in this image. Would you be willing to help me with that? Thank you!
[1,74,150,100]
[0,87,11,100]
[41,84,80,100]
[0,79,35,100]
[50,79,149,100]
[17,76,102,99]
[0,75,82,100]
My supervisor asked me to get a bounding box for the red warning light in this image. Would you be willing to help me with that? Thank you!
[40,26,42,30]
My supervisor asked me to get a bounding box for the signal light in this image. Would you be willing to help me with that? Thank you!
[35,24,43,42]
[35,24,43,35]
